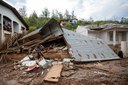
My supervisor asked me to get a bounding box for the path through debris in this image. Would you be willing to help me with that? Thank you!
[0,57,128,85]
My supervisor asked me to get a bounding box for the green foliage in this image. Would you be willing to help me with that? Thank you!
[71,11,76,19]
[51,10,59,19]
[27,11,38,27]
[41,8,50,18]
[64,21,78,31]
[65,22,72,30]
[92,20,120,25]
[64,10,71,19]
[37,17,50,28]
[19,7,128,33]
[120,17,128,24]
[77,20,91,25]
[28,26,36,33]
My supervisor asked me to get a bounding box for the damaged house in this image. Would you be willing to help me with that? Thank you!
[0,0,29,49]
[11,18,119,62]
[76,24,128,46]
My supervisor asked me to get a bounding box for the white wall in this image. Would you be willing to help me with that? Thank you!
[76,26,88,36]
[126,32,128,42]
[77,25,128,45]
[0,5,26,33]
[0,14,4,45]
[0,14,1,23]
[0,4,27,46]
[0,15,2,45]
[88,31,98,38]
[0,29,2,45]
[99,31,108,43]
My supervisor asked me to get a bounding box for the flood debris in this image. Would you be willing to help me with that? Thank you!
[0,18,124,84]
[0,18,119,62]
[44,64,63,82]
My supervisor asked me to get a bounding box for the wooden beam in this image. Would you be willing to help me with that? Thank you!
[22,39,41,46]
[24,35,55,50]
[44,64,63,82]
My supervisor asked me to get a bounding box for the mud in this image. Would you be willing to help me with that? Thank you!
[0,58,128,85]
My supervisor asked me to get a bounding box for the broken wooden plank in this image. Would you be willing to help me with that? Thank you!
[22,38,41,46]
[44,64,63,82]
[24,35,55,50]
[43,52,70,59]
[44,35,63,43]
[0,33,20,51]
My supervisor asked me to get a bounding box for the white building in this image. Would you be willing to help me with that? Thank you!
[0,0,28,46]
[76,24,128,46]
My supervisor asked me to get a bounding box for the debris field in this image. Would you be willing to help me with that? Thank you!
[0,57,128,85]
[0,19,128,85]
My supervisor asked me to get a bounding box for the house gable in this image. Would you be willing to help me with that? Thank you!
[0,0,28,30]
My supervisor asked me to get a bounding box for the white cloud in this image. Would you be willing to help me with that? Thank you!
[4,0,128,20]
[4,0,26,9]
[26,0,77,16]
[80,0,128,20]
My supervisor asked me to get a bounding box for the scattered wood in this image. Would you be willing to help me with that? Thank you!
[44,64,63,82]
[0,33,21,51]
[43,52,70,59]
[0,53,8,64]
[44,35,63,43]
[22,38,41,46]
[24,35,55,50]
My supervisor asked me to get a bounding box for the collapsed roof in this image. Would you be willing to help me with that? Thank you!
[17,19,120,62]
[9,19,119,62]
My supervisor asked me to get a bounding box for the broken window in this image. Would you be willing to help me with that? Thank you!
[13,21,19,33]
[109,31,113,41]
[0,14,1,28]
[3,16,12,32]
[116,31,119,41]
[122,31,126,41]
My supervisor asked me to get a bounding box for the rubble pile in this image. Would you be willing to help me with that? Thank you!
[0,18,127,85]
[0,57,128,85]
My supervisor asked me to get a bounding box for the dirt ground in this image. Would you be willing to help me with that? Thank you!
[0,57,128,85]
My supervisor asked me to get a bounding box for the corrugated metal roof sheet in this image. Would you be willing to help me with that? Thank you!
[62,28,119,62]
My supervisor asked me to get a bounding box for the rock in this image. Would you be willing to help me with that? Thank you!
[0,78,7,85]
[22,71,27,74]
[20,67,25,70]
[7,80,18,85]
[62,70,76,77]
[101,83,106,85]
[23,78,33,83]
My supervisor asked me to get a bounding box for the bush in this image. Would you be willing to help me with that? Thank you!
[28,26,36,33]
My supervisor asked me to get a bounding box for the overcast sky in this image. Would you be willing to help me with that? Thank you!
[4,0,128,21]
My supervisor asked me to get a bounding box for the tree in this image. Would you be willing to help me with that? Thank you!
[71,11,76,19]
[51,10,56,18]
[120,17,128,24]
[41,8,50,19]
[28,11,38,27]
[58,12,63,19]
[51,10,63,20]
[18,6,27,18]
[89,17,94,22]
[64,10,71,19]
